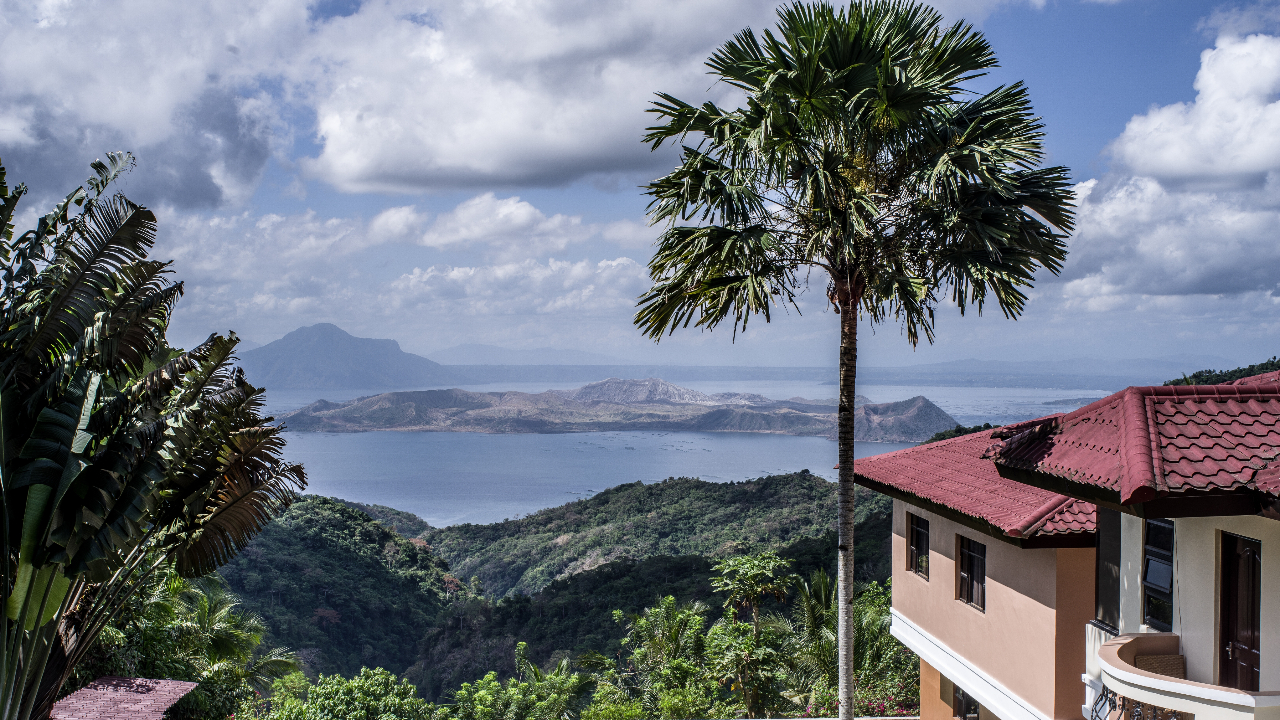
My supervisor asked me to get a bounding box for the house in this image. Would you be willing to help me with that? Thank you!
[855,373,1280,720]
[855,430,1097,720]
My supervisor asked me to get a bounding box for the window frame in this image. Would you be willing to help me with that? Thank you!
[957,535,987,611]
[907,512,930,579]
[952,683,980,720]
[1142,518,1175,631]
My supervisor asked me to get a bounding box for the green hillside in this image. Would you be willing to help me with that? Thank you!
[421,472,881,597]
[408,532,838,701]
[223,475,895,698]
[218,497,452,678]
[1165,356,1280,385]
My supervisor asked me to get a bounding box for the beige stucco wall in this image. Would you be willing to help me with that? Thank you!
[1120,513,1145,634]
[893,499,1083,719]
[1171,515,1280,690]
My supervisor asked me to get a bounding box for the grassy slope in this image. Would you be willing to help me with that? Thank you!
[421,472,886,597]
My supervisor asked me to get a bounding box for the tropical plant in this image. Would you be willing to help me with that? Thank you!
[581,597,727,720]
[633,2,1075,715]
[770,569,838,711]
[428,642,593,720]
[710,551,794,637]
[264,667,431,720]
[0,154,305,720]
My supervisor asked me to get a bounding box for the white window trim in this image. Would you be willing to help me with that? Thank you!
[890,608,1051,720]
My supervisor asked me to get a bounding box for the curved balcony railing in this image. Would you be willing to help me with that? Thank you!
[1095,634,1280,720]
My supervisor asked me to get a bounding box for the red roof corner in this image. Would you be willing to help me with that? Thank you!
[52,677,198,720]
[852,431,1095,545]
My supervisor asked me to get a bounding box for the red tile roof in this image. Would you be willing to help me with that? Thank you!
[51,677,198,720]
[985,379,1280,505]
[853,430,1095,541]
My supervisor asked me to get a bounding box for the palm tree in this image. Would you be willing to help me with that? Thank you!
[176,577,296,693]
[634,3,1074,716]
[0,153,306,720]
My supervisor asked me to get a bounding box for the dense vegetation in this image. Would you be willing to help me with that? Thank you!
[219,497,452,678]
[70,568,294,719]
[409,534,841,702]
[247,558,917,720]
[923,423,998,444]
[223,475,896,704]
[1165,356,1280,386]
[421,472,875,597]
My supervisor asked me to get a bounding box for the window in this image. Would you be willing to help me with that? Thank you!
[908,513,930,578]
[957,536,986,611]
[952,684,980,720]
[1143,519,1174,631]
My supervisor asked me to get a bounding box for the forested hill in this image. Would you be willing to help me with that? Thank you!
[219,497,453,678]
[1164,356,1280,385]
[421,472,889,597]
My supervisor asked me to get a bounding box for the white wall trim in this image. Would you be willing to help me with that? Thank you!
[1098,653,1280,708]
[890,609,1052,720]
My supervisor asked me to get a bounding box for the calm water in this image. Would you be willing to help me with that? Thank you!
[273,379,1115,526]
[283,430,912,527]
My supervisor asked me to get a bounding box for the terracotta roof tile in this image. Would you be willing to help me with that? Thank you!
[853,431,1095,539]
[987,378,1280,504]
[51,677,198,720]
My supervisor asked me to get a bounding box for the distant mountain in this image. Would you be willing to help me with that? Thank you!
[280,378,839,436]
[279,378,952,441]
[238,323,456,389]
[853,395,958,442]
[428,343,627,365]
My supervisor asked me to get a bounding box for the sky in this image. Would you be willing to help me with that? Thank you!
[2,0,1279,369]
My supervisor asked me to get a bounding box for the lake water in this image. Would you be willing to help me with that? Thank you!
[283,431,912,527]
[275,379,1115,527]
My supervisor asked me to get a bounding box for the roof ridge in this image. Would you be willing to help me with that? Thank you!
[1008,495,1075,538]
[1119,387,1159,504]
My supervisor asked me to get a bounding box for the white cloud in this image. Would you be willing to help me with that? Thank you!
[1062,176,1280,306]
[421,193,588,257]
[369,205,429,243]
[1109,33,1280,186]
[390,257,648,316]
[1058,22,1280,318]
[0,0,1056,203]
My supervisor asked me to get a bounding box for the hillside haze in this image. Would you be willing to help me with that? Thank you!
[428,343,627,365]
[238,323,455,389]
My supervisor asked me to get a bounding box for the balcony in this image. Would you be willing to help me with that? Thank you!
[1094,633,1280,720]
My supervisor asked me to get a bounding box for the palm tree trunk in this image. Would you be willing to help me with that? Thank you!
[836,281,860,720]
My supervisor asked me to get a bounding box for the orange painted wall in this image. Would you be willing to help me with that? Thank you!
[920,659,951,720]
[1054,547,1095,720]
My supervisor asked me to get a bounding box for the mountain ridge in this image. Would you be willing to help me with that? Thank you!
[239,323,456,390]
[278,378,956,440]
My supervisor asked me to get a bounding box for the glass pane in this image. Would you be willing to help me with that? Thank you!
[1145,593,1172,630]
[1146,521,1174,553]
[1144,557,1173,592]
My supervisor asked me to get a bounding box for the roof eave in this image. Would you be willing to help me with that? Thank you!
[853,472,1095,549]
[996,465,1273,519]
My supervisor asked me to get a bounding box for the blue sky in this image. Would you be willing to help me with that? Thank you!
[2,0,1277,370]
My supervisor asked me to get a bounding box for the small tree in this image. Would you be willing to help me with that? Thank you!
[711,551,795,639]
